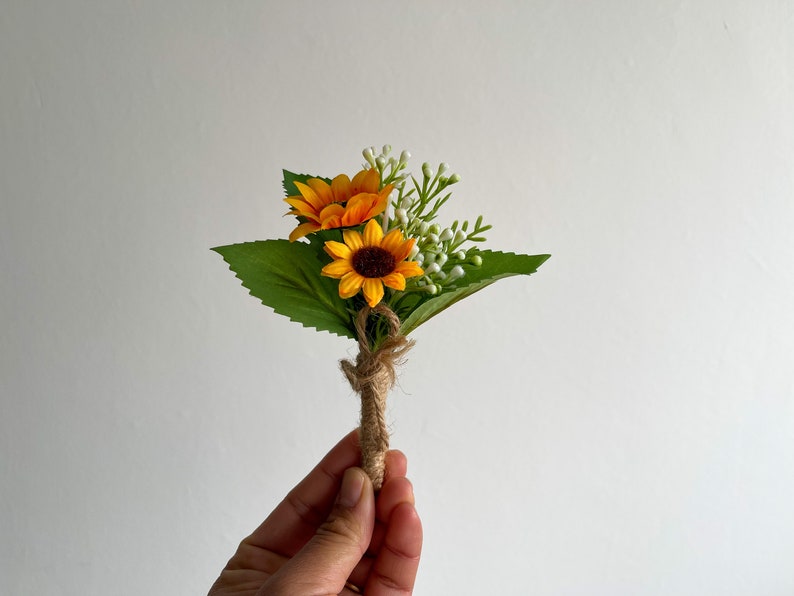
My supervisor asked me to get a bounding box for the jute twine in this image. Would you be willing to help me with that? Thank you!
[340,303,413,490]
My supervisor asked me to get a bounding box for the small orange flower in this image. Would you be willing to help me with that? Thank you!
[322,219,424,307]
[285,169,393,242]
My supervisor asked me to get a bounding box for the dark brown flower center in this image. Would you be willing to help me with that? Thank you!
[352,246,396,278]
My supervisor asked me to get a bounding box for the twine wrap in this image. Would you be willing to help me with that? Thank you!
[340,303,413,490]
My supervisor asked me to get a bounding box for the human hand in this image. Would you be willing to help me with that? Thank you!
[208,430,422,595]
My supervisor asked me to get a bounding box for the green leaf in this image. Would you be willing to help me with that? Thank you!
[398,251,551,335]
[282,170,332,197]
[212,240,356,339]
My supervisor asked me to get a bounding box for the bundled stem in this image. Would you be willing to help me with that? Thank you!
[340,304,413,490]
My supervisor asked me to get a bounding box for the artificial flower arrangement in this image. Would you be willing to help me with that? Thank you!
[213,145,549,488]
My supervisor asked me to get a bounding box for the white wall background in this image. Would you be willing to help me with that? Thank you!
[2,1,793,594]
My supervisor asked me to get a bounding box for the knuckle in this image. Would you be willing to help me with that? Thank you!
[371,567,413,593]
[316,512,362,545]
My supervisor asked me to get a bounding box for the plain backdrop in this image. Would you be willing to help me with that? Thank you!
[2,2,793,595]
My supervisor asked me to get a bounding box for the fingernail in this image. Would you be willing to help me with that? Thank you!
[338,468,365,508]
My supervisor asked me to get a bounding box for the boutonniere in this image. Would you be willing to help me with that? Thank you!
[214,145,549,487]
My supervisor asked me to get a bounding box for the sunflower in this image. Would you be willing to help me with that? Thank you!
[285,169,393,242]
[321,219,424,307]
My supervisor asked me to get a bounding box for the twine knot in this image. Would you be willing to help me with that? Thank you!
[340,303,412,489]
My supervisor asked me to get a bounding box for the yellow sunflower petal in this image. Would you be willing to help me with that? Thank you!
[342,229,364,251]
[363,168,380,192]
[321,215,342,229]
[380,228,405,255]
[339,195,365,227]
[362,278,385,307]
[306,178,333,206]
[392,236,415,262]
[362,218,383,247]
[294,181,324,211]
[395,260,424,278]
[351,168,379,195]
[374,184,394,214]
[339,271,365,299]
[319,202,345,223]
[323,240,352,260]
[288,222,320,242]
[330,174,352,203]
[360,193,389,223]
[321,259,354,278]
[284,197,318,218]
[341,194,381,227]
[381,272,406,291]
[284,209,321,224]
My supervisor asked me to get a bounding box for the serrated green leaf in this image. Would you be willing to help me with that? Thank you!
[398,251,551,335]
[212,240,356,339]
[282,170,332,197]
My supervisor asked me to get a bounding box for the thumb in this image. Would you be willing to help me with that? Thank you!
[260,467,375,595]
